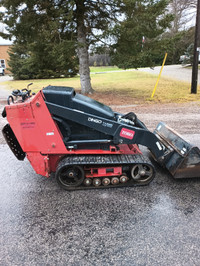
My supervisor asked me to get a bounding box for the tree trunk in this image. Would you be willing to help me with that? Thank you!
[76,1,93,94]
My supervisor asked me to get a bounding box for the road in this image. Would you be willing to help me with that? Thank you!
[138,64,200,84]
[1,74,200,265]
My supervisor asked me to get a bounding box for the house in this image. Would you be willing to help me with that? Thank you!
[0,37,12,74]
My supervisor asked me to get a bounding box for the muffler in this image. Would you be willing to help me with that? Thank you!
[154,122,200,178]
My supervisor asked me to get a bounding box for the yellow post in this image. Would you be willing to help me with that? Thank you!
[151,53,168,98]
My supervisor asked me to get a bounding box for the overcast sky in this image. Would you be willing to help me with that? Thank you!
[0,36,12,45]
[0,7,12,44]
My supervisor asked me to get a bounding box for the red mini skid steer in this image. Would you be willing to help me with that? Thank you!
[2,85,200,190]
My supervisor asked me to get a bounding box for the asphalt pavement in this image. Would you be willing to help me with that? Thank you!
[138,64,200,84]
[1,73,200,265]
[1,144,200,266]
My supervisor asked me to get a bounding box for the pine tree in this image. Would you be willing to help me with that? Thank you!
[0,0,78,79]
[0,0,120,93]
[112,0,173,68]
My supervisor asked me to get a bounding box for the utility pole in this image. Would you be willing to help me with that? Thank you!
[191,0,200,94]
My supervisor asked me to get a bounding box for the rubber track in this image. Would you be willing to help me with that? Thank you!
[56,153,155,190]
[59,154,152,166]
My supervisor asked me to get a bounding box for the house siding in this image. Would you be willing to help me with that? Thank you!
[0,45,11,74]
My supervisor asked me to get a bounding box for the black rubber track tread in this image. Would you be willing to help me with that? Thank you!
[2,124,26,160]
[58,154,151,165]
[56,154,155,190]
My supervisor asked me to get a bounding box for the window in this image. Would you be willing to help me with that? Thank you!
[0,59,6,68]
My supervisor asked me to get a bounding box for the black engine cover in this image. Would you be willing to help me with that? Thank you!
[43,86,115,119]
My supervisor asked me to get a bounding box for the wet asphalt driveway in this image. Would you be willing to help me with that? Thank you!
[1,143,200,266]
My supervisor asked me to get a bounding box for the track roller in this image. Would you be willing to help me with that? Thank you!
[111,177,120,185]
[102,178,110,186]
[120,175,128,183]
[131,164,153,183]
[56,164,85,190]
[93,178,101,187]
[84,178,92,186]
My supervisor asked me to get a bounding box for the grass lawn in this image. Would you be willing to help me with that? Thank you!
[185,64,200,69]
[2,69,200,105]
[90,66,121,72]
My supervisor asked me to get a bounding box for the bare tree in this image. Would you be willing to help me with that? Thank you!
[169,0,197,34]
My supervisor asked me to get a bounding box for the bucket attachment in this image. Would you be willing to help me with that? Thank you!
[154,122,200,178]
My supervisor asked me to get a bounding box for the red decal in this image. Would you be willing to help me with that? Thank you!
[120,128,135,140]
[21,122,35,129]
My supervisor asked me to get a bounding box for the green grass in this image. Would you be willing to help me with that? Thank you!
[90,66,120,72]
[185,64,200,69]
[2,69,200,104]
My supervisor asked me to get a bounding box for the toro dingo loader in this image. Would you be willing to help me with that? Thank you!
[2,86,200,190]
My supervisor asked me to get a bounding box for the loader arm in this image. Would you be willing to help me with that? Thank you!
[45,101,166,161]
